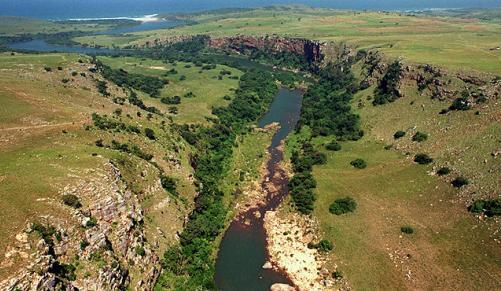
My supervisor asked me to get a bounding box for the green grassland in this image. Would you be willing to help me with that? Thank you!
[97,56,242,124]
[286,62,501,289]
[77,7,501,74]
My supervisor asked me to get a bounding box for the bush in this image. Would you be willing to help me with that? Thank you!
[95,139,104,147]
[449,97,471,111]
[309,239,333,252]
[44,66,52,72]
[436,167,451,176]
[325,141,342,151]
[135,245,146,256]
[350,159,367,169]
[160,175,177,195]
[412,132,428,142]
[62,194,82,208]
[468,199,501,217]
[393,130,406,139]
[179,75,186,81]
[332,271,343,279]
[401,226,414,234]
[144,128,156,140]
[414,153,433,165]
[161,96,181,105]
[329,197,357,215]
[451,176,469,188]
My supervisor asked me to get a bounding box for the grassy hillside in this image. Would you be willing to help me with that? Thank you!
[97,56,242,124]
[75,7,501,74]
[0,52,198,285]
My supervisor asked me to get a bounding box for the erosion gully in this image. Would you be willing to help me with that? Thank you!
[215,88,303,290]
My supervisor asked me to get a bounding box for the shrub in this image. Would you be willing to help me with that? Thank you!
[468,199,501,217]
[44,66,52,72]
[449,97,471,111]
[160,175,177,195]
[62,194,82,208]
[309,239,333,252]
[332,271,343,279]
[400,226,414,234]
[161,96,181,105]
[325,141,342,151]
[144,128,156,140]
[414,153,433,165]
[80,239,89,250]
[412,132,428,142]
[179,75,186,81]
[85,216,97,228]
[95,139,104,147]
[436,167,451,176]
[451,176,469,188]
[135,245,146,256]
[393,130,406,139]
[71,71,78,77]
[350,159,367,169]
[329,197,357,215]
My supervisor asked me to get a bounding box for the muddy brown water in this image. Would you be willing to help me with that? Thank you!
[215,88,303,290]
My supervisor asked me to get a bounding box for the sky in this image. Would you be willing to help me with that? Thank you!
[0,0,499,19]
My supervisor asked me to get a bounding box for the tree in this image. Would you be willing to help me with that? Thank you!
[144,128,156,140]
[451,176,469,188]
[329,197,357,215]
[350,158,367,169]
[414,153,433,165]
[412,132,428,142]
[325,141,341,151]
[393,130,406,139]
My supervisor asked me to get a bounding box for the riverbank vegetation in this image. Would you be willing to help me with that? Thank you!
[156,69,277,289]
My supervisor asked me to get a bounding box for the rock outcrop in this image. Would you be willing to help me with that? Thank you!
[208,35,324,64]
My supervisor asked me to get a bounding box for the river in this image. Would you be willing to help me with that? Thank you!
[215,88,303,290]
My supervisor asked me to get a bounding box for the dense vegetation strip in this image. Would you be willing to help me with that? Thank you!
[290,61,363,214]
[156,69,277,289]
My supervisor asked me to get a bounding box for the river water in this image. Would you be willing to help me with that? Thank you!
[215,88,303,290]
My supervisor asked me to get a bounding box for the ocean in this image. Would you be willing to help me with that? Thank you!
[0,0,499,20]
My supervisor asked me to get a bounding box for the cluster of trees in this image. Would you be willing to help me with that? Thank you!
[299,63,363,140]
[110,140,153,161]
[128,90,159,114]
[93,59,166,97]
[157,69,277,289]
[289,143,326,214]
[468,199,500,217]
[373,61,402,105]
[161,96,181,105]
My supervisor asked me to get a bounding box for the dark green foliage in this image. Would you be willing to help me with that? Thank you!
[95,139,104,147]
[127,90,159,113]
[93,59,165,97]
[179,75,186,81]
[310,239,333,252]
[71,71,78,77]
[400,226,414,234]
[160,175,177,195]
[80,239,89,250]
[50,262,77,281]
[161,96,181,105]
[373,61,402,105]
[449,97,471,111]
[300,63,363,140]
[412,131,428,142]
[325,141,342,151]
[96,80,109,96]
[61,78,70,84]
[111,140,153,161]
[468,199,501,217]
[31,222,57,247]
[85,216,97,228]
[135,246,146,256]
[44,66,52,72]
[437,167,451,176]
[350,158,367,169]
[62,194,81,208]
[144,128,156,140]
[332,271,343,279]
[329,197,357,215]
[451,176,469,188]
[393,130,406,139]
[414,153,433,165]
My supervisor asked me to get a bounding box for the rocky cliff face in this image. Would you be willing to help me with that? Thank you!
[0,162,161,290]
[208,35,324,64]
